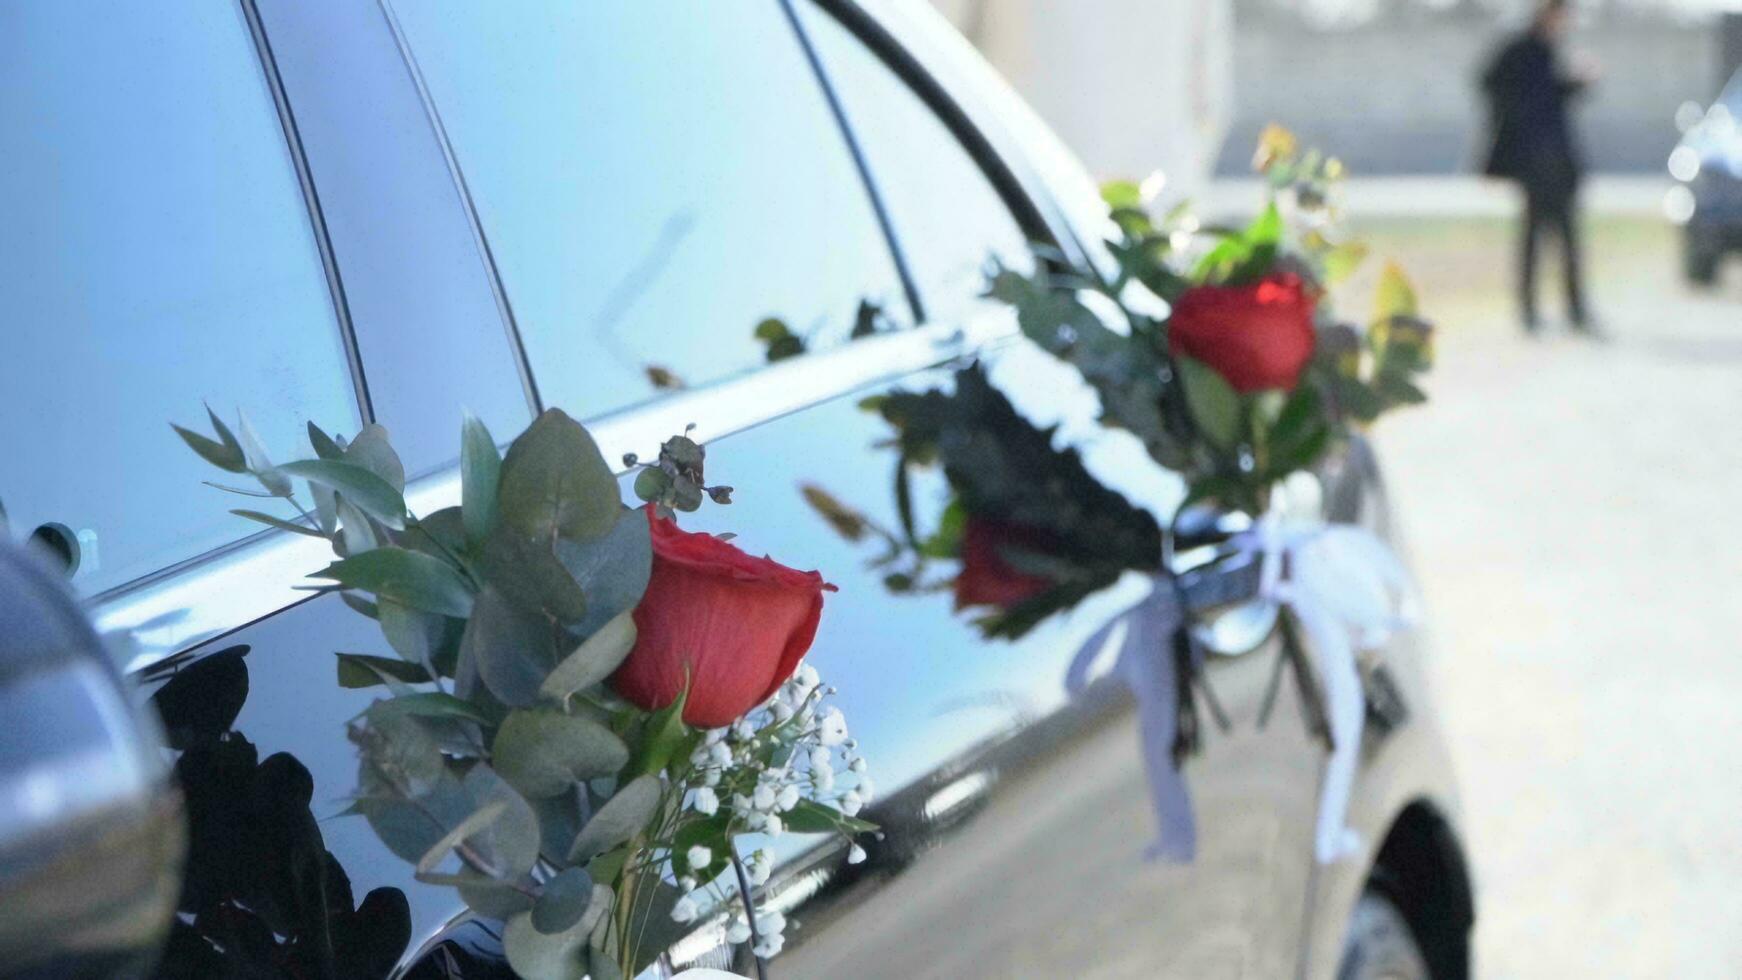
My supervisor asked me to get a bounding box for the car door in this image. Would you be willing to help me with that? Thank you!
[739,7,1330,977]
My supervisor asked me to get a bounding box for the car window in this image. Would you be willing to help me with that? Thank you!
[0,4,360,595]
[798,5,1037,324]
[387,1,913,416]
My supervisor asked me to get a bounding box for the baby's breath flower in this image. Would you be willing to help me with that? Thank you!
[775,784,800,812]
[763,814,784,837]
[816,707,849,747]
[847,843,867,865]
[839,790,863,817]
[671,895,700,923]
[686,845,712,871]
[752,784,777,812]
[848,757,867,774]
[856,775,876,803]
[725,914,752,944]
[692,786,719,816]
[808,746,831,768]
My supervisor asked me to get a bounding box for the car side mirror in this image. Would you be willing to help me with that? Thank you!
[0,541,184,977]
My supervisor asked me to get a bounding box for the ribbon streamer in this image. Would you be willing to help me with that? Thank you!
[1234,513,1415,863]
[1065,578,1194,861]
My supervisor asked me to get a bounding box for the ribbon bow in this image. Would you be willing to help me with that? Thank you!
[1234,512,1415,863]
[1065,577,1194,861]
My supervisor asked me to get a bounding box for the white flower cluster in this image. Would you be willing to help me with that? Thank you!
[667,660,875,961]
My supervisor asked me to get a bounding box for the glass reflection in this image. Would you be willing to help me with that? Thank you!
[148,646,411,979]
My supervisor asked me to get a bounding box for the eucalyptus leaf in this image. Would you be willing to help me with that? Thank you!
[236,411,293,496]
[317,547,474,618]
[532,868,594,935]
[337,653,430,689]
[502,885,613,980]
[493,707,629,799]
[553,507,651,638]
[366,691,489,726]
[462,414,501,546]
[173,424,248,474]
[540,612,637,705]
[479,526,589,624]
[415,800,510,875]
[460,766,542,880]
[463,587,561,708]
[566,775,660,863]
[632,467,671,503]
[278,459,408,530]
[498,410,619,542]
[336,497,379,557]
[1177,356,1242,449]
[378,599,451,680]
[459,876,537,919]
[229,508,324,538]
[307,420,345,460]
[344,423,406,493]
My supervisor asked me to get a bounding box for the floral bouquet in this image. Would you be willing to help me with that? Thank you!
[174,408,874,978]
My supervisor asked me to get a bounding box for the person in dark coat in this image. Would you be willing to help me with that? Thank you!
[1481,0,1598,333]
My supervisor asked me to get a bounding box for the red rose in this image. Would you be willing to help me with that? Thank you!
[953,518,1056,612]
[1168,273,1317,393]
[611,507,836,728]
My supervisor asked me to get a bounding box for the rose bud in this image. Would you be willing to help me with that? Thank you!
[612,507,836,728]
[953,518,1058,613]
[1168,272,1318,393]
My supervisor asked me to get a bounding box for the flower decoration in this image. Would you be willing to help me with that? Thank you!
[612,506,837,728]
[175,408,871,979]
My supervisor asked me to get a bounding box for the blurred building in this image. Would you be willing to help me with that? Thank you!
[933,0,1734,181]
[929,0,1234,194]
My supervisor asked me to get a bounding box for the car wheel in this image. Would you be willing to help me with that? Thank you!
[1337,888,1432,980]
[1684,239,1719,286]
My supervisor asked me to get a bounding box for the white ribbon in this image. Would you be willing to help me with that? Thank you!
[1233,512,1416,863]
[1065,578,1193,861]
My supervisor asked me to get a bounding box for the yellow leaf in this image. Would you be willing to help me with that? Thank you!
[1372,261,1418,320]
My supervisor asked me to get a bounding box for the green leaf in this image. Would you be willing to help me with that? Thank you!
[336,497,380,556]
[462,587,562,707]
[461,414,501,546]
[632,467,672,504]
[316,547,474,618]
[784,797,878,835]
[479,527,589,624]
[1177,356,1242,449]
[553,507,652,638]
[337,653,431,689]
[503,888,611,980]
[459,765,543,879]
[1321,241,1369,285]
[235,411,293,496]
[229,508,324,537]
[493,707,629,799]
[1373,260,1418,320]
[415,799,510,874]
[1100,179,1143,210]
[498,410,619,542]
[367,691,490,725]
[541,611,637,705]
[307,421,346,460]
[532,868,594,935]
[173,423,248,473]
[379,598,459,680]
[628,684,689,779]
[566,775,660,863]
[344,423,406,493]
[278,459,408,530]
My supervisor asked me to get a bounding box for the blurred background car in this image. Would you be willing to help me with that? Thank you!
[1668,69,1742,284]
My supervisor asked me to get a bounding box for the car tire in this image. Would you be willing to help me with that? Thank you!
[1336,888,1432,980]
[1684,239,1719,286]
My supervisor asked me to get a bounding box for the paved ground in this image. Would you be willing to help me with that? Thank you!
[1344,211,1742,977]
